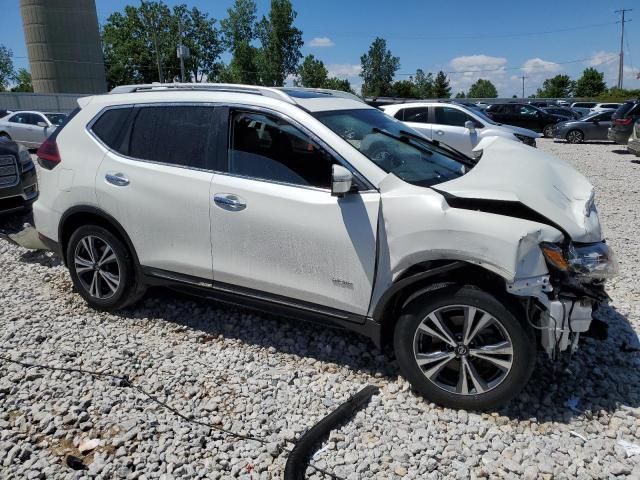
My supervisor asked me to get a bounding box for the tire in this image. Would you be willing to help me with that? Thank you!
[542,124,555,138]
[566,130,584,144]
[0,132,11,140]
[66,225,145,310]
[393,285,535,410]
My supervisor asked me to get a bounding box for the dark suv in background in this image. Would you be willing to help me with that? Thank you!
[0,137,38,214]
[484,103,569,137]
[608,99,640,145]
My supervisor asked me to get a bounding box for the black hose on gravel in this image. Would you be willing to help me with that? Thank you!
[284,385,380,480]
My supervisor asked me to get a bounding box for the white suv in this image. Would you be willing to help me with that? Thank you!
[381,102,540,157]
[32,84,617,409]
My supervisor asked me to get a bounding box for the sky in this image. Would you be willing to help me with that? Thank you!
[0,0,638,96]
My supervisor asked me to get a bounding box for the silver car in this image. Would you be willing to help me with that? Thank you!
[0,111,66,148]
[553,111,614,143]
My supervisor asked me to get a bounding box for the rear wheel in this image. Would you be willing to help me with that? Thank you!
[393,285,535,410]
[67,225,145,310]
[566,129,584,144]
[542,124,555,138]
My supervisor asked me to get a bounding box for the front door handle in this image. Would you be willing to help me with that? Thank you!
[435,130,445,135]
[105,172,129,187]
[213,193,246,211]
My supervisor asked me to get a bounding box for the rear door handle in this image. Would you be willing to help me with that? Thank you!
[105,172,129,187]
[213,193,246,211]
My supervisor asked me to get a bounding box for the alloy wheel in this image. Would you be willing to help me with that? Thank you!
[412,305,514,395]
[566,130,584,143]
[73,235,121,300]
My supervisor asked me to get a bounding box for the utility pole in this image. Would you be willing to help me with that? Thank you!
[178,16,186,83]
[521,75,526,99]
[141,0,163,83]
[615,8,632,89]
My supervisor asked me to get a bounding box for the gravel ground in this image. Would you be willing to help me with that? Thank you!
[1,139,639,479]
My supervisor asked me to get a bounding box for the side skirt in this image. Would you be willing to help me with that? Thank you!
[142,267,383,347]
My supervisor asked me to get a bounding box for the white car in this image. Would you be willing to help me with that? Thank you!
[381,102,540,157]
[589,103,621,114]
[31,84,616,409]
[0,111,67,148]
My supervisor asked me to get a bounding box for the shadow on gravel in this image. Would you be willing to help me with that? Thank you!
[612,149,632,155]
[0,211,32,236]
[631,160,640,165]
[117,287,639,421]
[553,141,616,146]
[19,249,63,267]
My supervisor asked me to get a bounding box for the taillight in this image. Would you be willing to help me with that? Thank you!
[615,118,633,126]
[36,138,61,170]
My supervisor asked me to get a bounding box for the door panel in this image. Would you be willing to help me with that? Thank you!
[405,121,432,140]
[210,175,379,314]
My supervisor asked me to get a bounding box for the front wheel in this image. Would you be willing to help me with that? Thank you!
[566,129,584,144]
[393,285,535,410]
[542,124,555,138]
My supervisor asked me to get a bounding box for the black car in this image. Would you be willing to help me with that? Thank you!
[485,103,569,137]
[608,99,640,145]
[0,137,38,215]
[543,107,582,120]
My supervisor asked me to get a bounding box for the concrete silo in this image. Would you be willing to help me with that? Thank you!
[20,0,107,94]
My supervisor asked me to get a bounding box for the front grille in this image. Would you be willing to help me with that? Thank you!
[0,155,19,188]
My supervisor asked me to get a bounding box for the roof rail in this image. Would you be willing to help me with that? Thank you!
[277,87,365,103]
[109,83,296,104]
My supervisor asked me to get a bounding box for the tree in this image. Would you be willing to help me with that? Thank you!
[575,67,606,97]
[323,76,353,93]
[467,78,497,98]
[414,69,433,98]
[11,68,32,92]
[220,0,259,84]
[0,45,14,91]
[454,91,466,98]
[296,54,328,88]
[102,2,224,88]
[432,71,451,98]
[256,0,303,86]
[536,74,575,98]
[360,37,400,97]
[391,79,418,98]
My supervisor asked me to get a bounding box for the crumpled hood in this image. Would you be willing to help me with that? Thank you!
[435,136,602,242]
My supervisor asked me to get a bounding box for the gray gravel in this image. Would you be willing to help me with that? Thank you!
[1,139,639,479]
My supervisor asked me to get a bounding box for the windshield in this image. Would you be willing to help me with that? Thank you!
[313,108,466,187]
[45,113,67,126]
[471,108,498,125]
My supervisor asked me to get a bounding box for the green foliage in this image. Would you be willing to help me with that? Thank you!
[0,45,15,91]
[11,68,32,92]
[432,71,451,98]
[596,87,640,102]
[322,76,353,93]
[454,91,466,98]
[574,68,606,98]
[391,80,418,98]
[535,74,575,98]
[295,54,327,88]
[360,37,400,97]
[414,69,434,98]
[220,0,259,84]
[467,78,497,98]
[256,0,303,86]
[102,2,224,88]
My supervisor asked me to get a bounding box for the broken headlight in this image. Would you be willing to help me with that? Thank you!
[540,242,619,279]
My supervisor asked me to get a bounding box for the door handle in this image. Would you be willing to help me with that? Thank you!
[435,130,445,135]
[213,193,246,211]
[105,172,129,187]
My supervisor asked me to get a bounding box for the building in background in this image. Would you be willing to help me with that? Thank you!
[20,0,106,94]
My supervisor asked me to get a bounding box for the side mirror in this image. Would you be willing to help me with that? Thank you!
[37,122,48,128]
[331,164,353,197]
[464,120,476,133]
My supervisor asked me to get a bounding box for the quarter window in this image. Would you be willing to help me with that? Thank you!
[228,111,335,188]
[401,107,429,123]
[91,107,133,154]
[128,105,215,169]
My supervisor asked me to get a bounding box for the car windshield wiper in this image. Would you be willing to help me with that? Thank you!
[371,127,431,155]
[398,129,476,167]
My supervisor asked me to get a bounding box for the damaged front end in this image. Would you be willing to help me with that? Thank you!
[509,240,618,358]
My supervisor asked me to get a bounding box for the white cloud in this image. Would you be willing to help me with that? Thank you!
[327,63,361,78]
[586,51,618,67]
[447,55,508,95]
[521,58,561,74]
[308,37,335,48]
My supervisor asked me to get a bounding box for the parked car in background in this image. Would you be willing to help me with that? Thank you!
[553,111,614,143]
[0,137,38,214]
[589,103,621,114]
[484,103,568,137]
[571,102,598,116]
[608,99,640,145]
[543,106,582,120]
[529,101,551,108]
[627,119,640,156]
[30,83,616,409]
[382,101,540,156]
[0,111,67,148]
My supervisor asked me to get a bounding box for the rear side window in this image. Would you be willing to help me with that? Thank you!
[574,102,596,108]
[91,107,132,153]
[128,105,215,169]
[434,106,477,127]
[402,107,429,123]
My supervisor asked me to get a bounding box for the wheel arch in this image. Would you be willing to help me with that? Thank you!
[58,206,140,270]
[372,260,520,349]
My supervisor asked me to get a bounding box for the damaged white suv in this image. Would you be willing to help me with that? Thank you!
[32,84,617,409]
